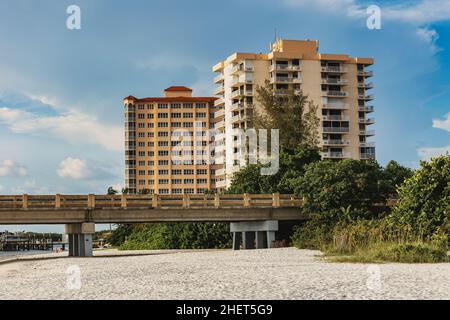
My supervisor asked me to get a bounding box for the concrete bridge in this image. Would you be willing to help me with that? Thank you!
[0,193,307,256]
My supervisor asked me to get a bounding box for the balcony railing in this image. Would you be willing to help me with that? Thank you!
[322,127,350,133]
[321,66,347,73]
[322,78,348,85]
[358,82,374,89]
[360,142,375,148]
[360,153,376,160]
[214,109,225,118]
[359,94,374,100]
[359,117,375,124]
[322,151,351,159]
[358,70,374,77]
[323,139,350,146]
[231,64,254,74]
[214,121,225,129]
[323,91,348,97]
[214,86,224,95]
[360,130,375,136]
[214,74,224,83]
[323,103,349,109]
[323,115,349,121]
[358,105,374,112]
[214,97,224,106]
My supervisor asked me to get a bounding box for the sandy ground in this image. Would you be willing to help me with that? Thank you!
[0,248,449,300]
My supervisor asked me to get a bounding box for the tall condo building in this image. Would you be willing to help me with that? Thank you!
[212,39,375,188]
[123,86,219,194]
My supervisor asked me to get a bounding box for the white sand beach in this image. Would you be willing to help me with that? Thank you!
[0,248,449,300]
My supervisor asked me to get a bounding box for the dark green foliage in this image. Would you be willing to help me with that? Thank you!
[389,155,450,237]
[294,159,386,223]
[380,160,414,197]
[112,223,232,250]
[227,145,321,194]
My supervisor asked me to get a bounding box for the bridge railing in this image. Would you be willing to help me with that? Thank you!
[0,193,303,210]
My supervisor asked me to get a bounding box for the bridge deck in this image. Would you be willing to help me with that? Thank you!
[0,194,306,224]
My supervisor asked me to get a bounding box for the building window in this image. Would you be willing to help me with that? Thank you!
[158,160,169,166]
[196,103,206,108]
[138,179,146,185]
[158,132,169,137]
[148,180,154,185]
[196,112,206,118]
[197,169,208,175]
[171,122,182,128]
[158,141,169,147]
[172,103,181,109]
[138,151,145,157]
[147,123,154,128]
[183,113,193,118]
[184,169,194,175]
[159,189,169,194]
[171,113,182,118]
[147,114,154,119]
[172,179,182,184]
[158,150,169,156]
[172,169,182,175]
[184,179,194,184]
[197,179,208,184]
[158,104,168,109]
[158,169,169,175]
[148,170,154,175]
[138,114,145,119]
[184,188,195,194]
[159,179,169,185]
[138,104,145,110]
[158,113,168,119]
[172,188,182,194]
[138,123,145,128]
[183,122,193,128]
[147,104,154,110]
[183,103,193,109]
[158,122,169,128]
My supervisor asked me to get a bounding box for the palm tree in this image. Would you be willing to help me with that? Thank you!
[107,187,118,195]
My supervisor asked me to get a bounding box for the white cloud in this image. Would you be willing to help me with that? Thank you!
[432,112,450,132]
[57,157,88,180]
[416,27,440,53]
[417,146,450,160]
[0,160,28,177]
[0,107,123,152]
[283,0,450,24]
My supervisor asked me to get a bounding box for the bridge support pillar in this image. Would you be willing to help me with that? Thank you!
[230,220,278,250]
[65,222,95,257]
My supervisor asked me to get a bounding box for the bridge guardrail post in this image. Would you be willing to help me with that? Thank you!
[214,193,220,208]
[121,194,127,208]
[152,194,159,208]
[88,194,95,208]
[22,194,28,209]
[55,194,61,208]
[244,193,250,207]
[272,193,280,207]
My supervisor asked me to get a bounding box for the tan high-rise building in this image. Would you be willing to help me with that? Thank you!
[213,39,375,188]
[123,86,219,194]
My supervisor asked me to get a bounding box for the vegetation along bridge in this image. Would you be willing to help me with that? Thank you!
[0,193,307,256]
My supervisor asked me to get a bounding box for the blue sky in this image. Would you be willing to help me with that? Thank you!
[0,0,449,232]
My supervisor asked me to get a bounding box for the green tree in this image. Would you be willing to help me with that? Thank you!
[227,145,321,194]
[389,155,450,236]
[107,186,118,195]
[380,160,414,197]
[294,159,386,223]
[254,81,320,150]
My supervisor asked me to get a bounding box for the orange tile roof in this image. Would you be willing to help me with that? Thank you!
[164,86,193,92]
[123,96,216,103]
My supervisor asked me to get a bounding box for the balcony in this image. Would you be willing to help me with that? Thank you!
[322,151,351,159]
[214,97,224,106]
[214,73,224,83]
[215,180,227,188]
[323,103,349,110]
[359,117,375,124]
[358,105,374,112]
[214,109,225,118]
[230,102,241,112]
[322,78,348,85]
[270,64,302,72]
[214,120,225,129]
[231,64,253,74]
[359,94,374,100]
[214,86,224,95]
[360,142,375,148]
[270,76,302,84]
[360,130,375,136]
[323,139,350,146]
[358,70,374,77]
[232,114,247,123]
[360,153,376,160]
[358,82,374,89]
[321,66,347,73]
[322,91,348,97]
[322,127,350,133]
[323,115,349,121]
[215,168,226,176]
